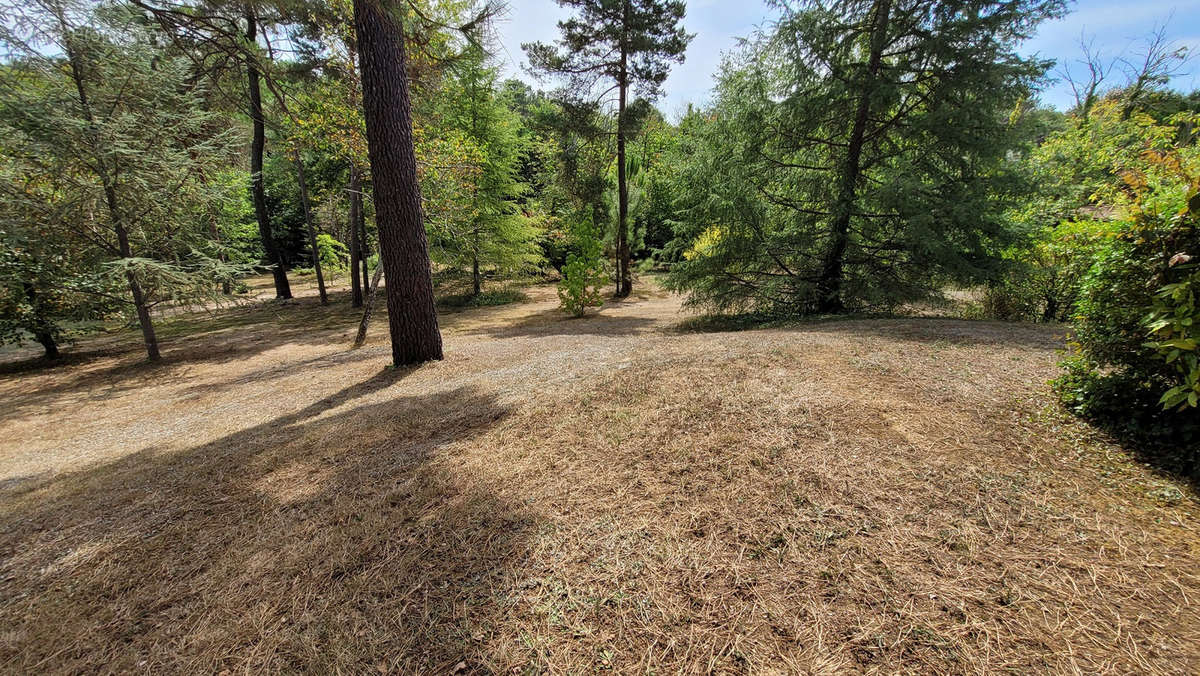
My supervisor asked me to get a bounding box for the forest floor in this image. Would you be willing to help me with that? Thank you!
[1,276,1198,673]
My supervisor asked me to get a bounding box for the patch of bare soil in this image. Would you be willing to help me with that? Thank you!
[0,278,1197,673]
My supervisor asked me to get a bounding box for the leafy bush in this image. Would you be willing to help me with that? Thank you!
[980,220,1119,322]
[1145,197,1200,409]
[315,233,350,274]
[1055,357,1199,460]
[440,288,529,308]
[1054,137,1200,457]
[558,216,607,317]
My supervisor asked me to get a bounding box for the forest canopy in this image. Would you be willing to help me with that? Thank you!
[1,0,1197,441]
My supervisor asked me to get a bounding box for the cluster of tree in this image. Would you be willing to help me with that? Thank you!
[1,0,1195,444]
[0,0,695,364]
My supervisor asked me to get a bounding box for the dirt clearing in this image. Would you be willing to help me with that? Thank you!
[1,280,1197,673]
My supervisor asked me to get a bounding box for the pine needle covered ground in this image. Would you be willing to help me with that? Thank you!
[1,279,1197,673]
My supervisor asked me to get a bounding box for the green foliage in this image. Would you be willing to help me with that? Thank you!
[1144,193,1200,410]
[558,216,607,317]
[1055,356,1200,460]
[1053,136,1200,452]
[523,0,692,101]
[1011,100,1183,235]
[663,0,1063,315]
[0,1,247,356]
[440,288,529,308]
[315,234,351,273]
[425,47,543,289]
[293,233,349,279]
[978,219,1118,322]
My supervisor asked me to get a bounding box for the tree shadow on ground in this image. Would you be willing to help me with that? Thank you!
[0,372,536,673]
[672,313,1068,350]
[0,290,365,373]
[0,293,380,424]
[467,306,661,339]
[1058,382,1200,494]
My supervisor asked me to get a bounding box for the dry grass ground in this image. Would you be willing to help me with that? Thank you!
[1,277,1197,674]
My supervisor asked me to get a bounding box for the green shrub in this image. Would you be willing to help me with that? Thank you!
[315,233,350,274]
[439,288,529,308]
[1145,197,1200,410]
[1054,138,1200,460]
[1055,356,1199,473]
[981,220,1119,322]
[557,216,607,317]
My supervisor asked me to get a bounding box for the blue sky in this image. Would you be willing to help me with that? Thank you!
[493,0,1200,117]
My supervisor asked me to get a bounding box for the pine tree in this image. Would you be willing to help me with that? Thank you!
[352,0,443,364]
[0,0,244,361]
[433,46,541,296]
[666,0,1064,314]
[524,0,692,298]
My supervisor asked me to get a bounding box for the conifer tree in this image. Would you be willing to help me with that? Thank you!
[0,0,244,361]
[352,0,443,364]
[434,46,541,296]
[525,0,692,298]
[666,0,1064,314]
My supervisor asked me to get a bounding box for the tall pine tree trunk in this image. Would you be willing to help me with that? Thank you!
[352,0,443,364]
[614,0,632,299]
[816,0,891,314]
[246,8,292,299]
[292,147,327,304]
[348,166,364,308]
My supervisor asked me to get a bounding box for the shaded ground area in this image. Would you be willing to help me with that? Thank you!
[1,278,1197,673]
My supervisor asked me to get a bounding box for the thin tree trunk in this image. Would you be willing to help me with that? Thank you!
[614,0,632,299]
[246,8,292,299]
[815,0,892,314]
[348,166,364,308]
[353,263,386,348]
[472,251,481,296]
[61,19,159,361]
[292,147,327,304]
[358,191,371,293]
[116,220,161,361]
[346,40,370,297]
[353,0,443,364]
[24,284,59,359]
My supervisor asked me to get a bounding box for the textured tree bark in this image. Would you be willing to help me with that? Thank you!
[614,0,632,299]
[246,8,292,300]
[352,0,443,364]
[293,147,327,304]
[348,167,364,308]
[816,0,891,314]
